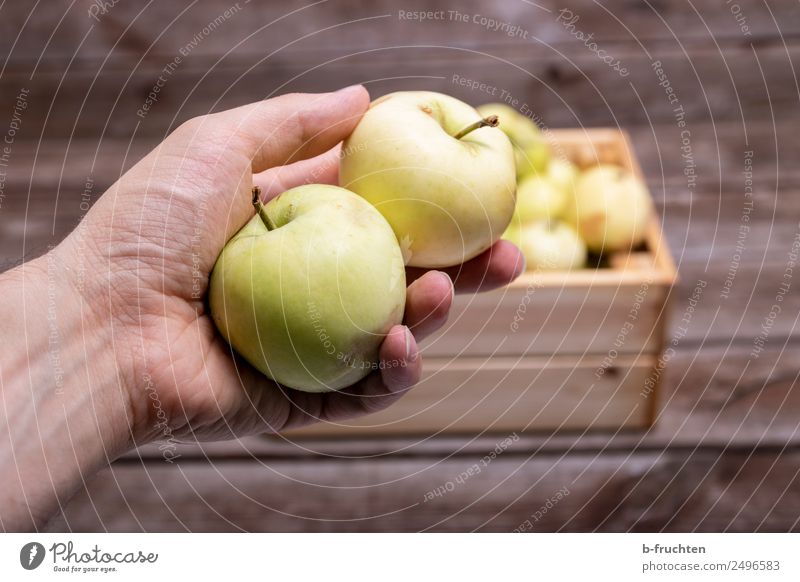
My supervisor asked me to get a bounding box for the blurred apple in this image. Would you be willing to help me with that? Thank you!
[517,220,587,271]
[501,221,522,247]
[476,103,540,147]
[515,141,551,180]
[546,158,579,196]
[565,164,652,253]
[514,174,567,224]
[477,103,550,180]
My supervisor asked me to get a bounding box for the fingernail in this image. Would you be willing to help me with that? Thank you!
[335,84,365,95]
[517,255,527,277]
[511,246,526,277]
[403,326,413,359]
[437,270,455,300]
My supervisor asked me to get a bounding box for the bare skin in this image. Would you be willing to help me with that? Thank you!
[0,86,524,531]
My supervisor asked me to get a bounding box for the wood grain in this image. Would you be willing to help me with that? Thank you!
[3,0,799,534]
[44,447,800,532]
[288,354,656,436]
[1,42,798,138]
[122,341,800,458]
[3,0,795,64]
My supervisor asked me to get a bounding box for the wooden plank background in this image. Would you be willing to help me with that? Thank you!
[0,0,798,531]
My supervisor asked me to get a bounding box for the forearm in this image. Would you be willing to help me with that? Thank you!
[0,248,132,531]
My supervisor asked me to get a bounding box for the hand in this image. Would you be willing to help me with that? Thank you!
[0,86,523,530]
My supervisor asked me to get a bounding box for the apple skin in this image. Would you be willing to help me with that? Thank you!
[476,103,541,148]
[517,220,587,271]
[565,164,652,253]
[515,141,551,180]
[501,222,522,247]
[477,103,550,180]
[514,174,567,224]
[340,92,516,268]
[209,185,406,393]
[546,158,578,197]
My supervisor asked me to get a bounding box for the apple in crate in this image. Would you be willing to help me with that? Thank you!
[546,157,579,197]
[477,102,550,180]
[513,174,568,223]
[566,164,652,253]
[515,220,587,271]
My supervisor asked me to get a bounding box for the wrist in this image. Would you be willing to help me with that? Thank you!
[0,247,134,530]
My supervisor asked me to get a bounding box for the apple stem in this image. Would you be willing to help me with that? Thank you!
[453,115,499,140]
[252,186,277,231]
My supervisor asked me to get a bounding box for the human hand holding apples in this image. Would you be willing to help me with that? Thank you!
[46,86,524,449]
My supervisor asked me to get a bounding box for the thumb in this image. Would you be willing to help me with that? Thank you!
[196,85,370,174]
[168,85,370,261]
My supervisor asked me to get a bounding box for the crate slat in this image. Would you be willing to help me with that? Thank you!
[289,353,655,436]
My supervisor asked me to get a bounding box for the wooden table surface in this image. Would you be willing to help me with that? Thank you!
[1,0,798,531]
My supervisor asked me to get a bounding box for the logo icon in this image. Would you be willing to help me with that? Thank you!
[20,542,46,570]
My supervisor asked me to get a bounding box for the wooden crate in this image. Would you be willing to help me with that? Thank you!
[290,129,676,437]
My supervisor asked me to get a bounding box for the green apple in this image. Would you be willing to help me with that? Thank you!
[340,92,516,268]
[476,103,541,148]
[501,221,522,247]
[477,103,550,180]
[209,185,406,393]
[546,157,578,196]
[517,220,587,271]
[565,164,652,253]
[515,141,551,180]
[514,174,567,224]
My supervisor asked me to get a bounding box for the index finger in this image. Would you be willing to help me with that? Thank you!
[406,240,525,294]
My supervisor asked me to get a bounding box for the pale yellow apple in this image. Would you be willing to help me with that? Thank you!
[546,157,579,196]
[517,220,587,271]
[565,164,652,253]
[501,221,522,247]
[476,102,541,148]
[340,92,516,268]
[515,141,551,180]
[514,174,567,224]
[477,103,550,180]
[209,185,406,393]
